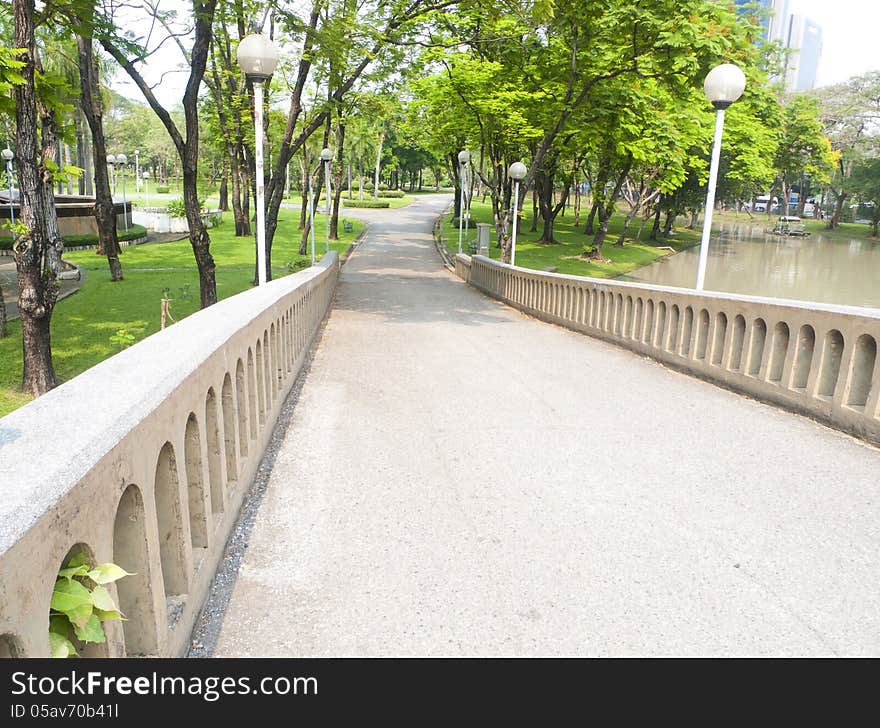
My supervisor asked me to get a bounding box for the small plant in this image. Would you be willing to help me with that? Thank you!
[109,328,136,350]
[165,197,206,218]
[165,197,187,218]
[49,550,131,658]
[287,259,311,272]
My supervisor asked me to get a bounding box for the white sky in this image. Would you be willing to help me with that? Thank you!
[790,0,880,86]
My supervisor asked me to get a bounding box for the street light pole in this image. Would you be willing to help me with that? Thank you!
[320,147,333,254]
[117,154,128,230]
[107,154,117,196]
[508,162,527,266]
[134,149,140,193]
[253,79,268,284]
[2,148,14,239]
[143,171,150,208]
[237,32,280,286]
[458,150,471,254]
[308,166,316,265]
[695,63,746,292]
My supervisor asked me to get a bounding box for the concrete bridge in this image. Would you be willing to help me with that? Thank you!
[2,195,879,657]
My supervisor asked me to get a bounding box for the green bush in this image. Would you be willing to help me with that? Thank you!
[378,190,406,198]
[0,224,148,250]
[166,197,187,218]
[155,185,170,194]
[342,199,390,209]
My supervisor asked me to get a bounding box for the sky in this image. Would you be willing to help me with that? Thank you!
[111,0,880,108]
[789,0,880,86]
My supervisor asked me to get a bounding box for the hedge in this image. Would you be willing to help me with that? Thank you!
[378,190,406,198]
[0,224,148,251]
[341,199,390,209]
[155,186,171,194]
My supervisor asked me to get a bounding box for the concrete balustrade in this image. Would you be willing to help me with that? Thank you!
[458,254,880,446]
[0,253,338,657]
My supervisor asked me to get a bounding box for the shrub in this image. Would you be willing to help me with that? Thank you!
[342,199,390,209]
[155,185,170,194]
[0,224,148,250]
[166,197,205,218]
[378,190,406,198]
[49,549,131,658]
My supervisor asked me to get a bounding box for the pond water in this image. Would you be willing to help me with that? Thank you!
[619,221,880,310]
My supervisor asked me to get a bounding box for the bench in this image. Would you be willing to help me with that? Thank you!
[342,219,353,233]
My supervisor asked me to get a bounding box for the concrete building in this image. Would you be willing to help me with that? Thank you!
[784,14,823,92]
[733,0,790,42]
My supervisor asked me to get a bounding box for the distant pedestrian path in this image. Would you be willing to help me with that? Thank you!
[210,194,880,656]
[0,259,81,322]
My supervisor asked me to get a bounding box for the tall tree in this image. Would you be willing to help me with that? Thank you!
[98,0,220,307]
[815,72,880,228]
[12,0,58,394]
[76,26,123,280]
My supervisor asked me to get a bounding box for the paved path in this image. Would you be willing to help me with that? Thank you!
[213,194,880,656]
[1,259,81,321]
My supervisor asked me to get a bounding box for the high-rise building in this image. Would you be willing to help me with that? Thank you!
[732,0,789,42]
[783,14,823,92]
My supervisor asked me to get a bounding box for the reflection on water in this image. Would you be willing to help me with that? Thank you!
[620,222,880,310]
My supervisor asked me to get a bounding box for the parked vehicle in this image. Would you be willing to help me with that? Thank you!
[770,215,810,237]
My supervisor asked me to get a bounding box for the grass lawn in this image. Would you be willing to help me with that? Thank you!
[712,210,879,243]
[0,211,363,417]
[125,190,416,211]
[440,201,702,278]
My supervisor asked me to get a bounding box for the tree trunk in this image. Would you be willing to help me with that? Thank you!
[649,198,663,241]
[99,0,218,306]
[0,281,6,338]
[218,174,228,211]
[615,207,638,246]
[76,33,123,280]
[299,152,308,231]
[13,0,58,395]
[829,190,846,229]
[373,131,385,198]
[330,122,346,240]
[584,202,598,235]
[590,159,631,258]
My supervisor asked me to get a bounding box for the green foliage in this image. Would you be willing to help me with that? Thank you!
[378,190,406,198]
[0,45,26,119]
[108,328,136,350]
[49,550,131,658]
[343,199,390,208]
[165,198,204,218]
[155,186,170,194]
[0,225,148,250]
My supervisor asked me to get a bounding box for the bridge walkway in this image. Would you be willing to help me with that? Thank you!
[210,195,880,656]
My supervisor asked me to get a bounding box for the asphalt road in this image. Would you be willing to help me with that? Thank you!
[211,194,880,656]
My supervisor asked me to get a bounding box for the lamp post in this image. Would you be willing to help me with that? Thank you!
[695,63,746,291]
[308,164,316,265]
[237,32,280,285]
[320,147,333,253]
[508,161,527,266]
[458,149,471,254]
[134,149,140,193]
[142,170,150,209]
[116,153,128,230]
[107,154,117,195]
[2,147,14,238]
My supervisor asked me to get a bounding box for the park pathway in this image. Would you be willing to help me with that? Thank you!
[211,194,880,656]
